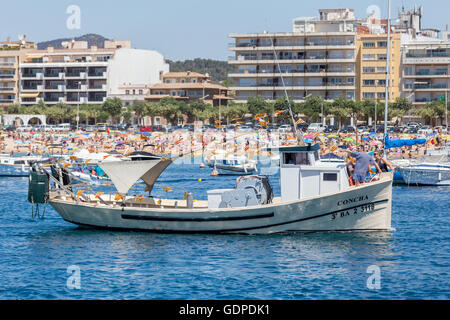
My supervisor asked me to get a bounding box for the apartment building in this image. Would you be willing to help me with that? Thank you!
[356,32,401,102]
[147,71,231,106]
[228,9,357,103]
[401,37,450,119]
[19,40,169,106]
[0,37,35,106]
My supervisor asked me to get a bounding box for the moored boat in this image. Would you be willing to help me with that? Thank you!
[28,144,394,234]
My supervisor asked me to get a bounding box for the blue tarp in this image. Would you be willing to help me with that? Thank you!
[384,133,426,149]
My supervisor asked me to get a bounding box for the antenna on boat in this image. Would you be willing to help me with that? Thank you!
[266,31,305,146]
[384,0,391,144]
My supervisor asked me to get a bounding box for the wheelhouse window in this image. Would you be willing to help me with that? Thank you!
[283,153,310,165]
[323,173,338,181]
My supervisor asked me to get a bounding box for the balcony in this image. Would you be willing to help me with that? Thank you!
[229,40,355,50]
[0,98,15,104]
[88,72,106,78]
[0,87,15,92]
[0,62,15,68]
[22,73,43,80]
[413,84,447,90]
[0,74,15,79]
[66,72,87,79]
[406,52,450,58]
[89,84,107,91]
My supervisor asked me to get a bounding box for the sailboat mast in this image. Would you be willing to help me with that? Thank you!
[384,0,391,141]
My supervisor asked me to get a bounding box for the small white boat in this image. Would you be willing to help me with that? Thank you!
[0,154,49,177]
[206,154,258,175]
[29,144,394,234]
[393,150,450,186]
[397,163,450,186]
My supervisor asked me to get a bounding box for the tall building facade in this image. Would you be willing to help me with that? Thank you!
[401,38,450,121]
[19,40,169,106]
[356,32,401,102]
[228,9,357,103]
[0,37,35,106]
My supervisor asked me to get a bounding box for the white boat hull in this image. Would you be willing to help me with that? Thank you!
[397,166,450,186]
[49,175,393,234]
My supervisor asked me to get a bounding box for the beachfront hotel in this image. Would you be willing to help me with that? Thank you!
[0,37,35,106]
[401,33,450,121]
[228,9,357,103]
[19,40,168,106]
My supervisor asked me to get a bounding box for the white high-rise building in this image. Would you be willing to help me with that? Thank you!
[228,9,357,103]
[19,40,169,106]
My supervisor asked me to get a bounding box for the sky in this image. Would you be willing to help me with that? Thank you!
[1,0,448,61]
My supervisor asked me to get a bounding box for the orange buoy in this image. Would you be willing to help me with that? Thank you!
[200,163,205,168]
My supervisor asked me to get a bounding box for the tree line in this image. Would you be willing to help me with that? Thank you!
[1,96,447,127]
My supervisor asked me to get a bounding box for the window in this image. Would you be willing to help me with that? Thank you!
[377,92,386,99]
[363,42,375,48]
[378,67,387,73]
[347,77,355,84]
[378,41,387,47]
[363,80,375,86]
[261,52,274,60]
[363,67,375,73]
[363,92,375,99]
[284,153,310,165]
[378,54,387,60]
[125,90,130,95]
[329,77,342,85]
[323,173,338,181]
[139,90,143,95]
[363,54,376,60]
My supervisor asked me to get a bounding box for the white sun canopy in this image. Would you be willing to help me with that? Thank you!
[99,160,172,194]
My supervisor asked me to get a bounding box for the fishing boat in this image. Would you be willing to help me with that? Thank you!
[0,154,49,177]
[28,144,394,234]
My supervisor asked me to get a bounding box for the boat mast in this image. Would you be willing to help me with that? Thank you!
[384,0,391,141]
[267,32,303,144]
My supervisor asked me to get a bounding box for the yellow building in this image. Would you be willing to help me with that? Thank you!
[356,33,401,102]
[0,37,35,107]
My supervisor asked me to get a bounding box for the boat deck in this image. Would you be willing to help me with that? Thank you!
[50,190,283,209]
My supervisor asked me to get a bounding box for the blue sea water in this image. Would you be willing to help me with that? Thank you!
[0,160,449,300]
